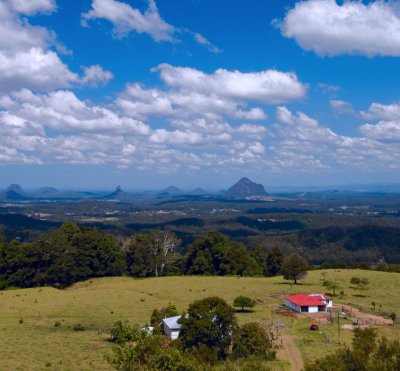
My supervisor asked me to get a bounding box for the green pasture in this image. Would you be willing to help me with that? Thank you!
[0,269,399,370]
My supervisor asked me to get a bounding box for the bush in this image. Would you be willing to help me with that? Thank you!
[73,323,85,331]
[232,323,275,360]
[109,320,136,344]
[233,296,256,312]
[54,321,62,327]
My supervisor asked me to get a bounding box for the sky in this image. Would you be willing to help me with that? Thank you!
[1,0,400,190]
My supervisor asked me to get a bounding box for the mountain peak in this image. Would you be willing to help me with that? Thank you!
[159,186,184,195]
[6,184,25,195]
[225,177,267,197]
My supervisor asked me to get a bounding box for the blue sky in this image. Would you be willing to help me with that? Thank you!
[1,0,400,190]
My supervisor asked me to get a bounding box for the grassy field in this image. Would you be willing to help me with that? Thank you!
[0,269,399,370]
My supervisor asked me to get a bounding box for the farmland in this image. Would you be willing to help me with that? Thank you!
[1,269,399,370]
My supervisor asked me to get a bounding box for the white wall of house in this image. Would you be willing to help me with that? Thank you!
[308,305,319,313]
[163,324,181,340]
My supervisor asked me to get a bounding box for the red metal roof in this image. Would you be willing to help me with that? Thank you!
[285,293,331,307]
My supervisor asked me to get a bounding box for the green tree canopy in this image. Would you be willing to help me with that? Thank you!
[280,253,308,284]
[233,296,256,312]
[184,232,261,276]
[178,296,237,361]
[125,230,181,277]
[232,322,275,360]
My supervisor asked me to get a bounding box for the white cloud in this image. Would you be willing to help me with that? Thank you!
[155,63,307,104]
[276,0,400,57]
[361,101,400,121]
[7,0,56,15]
[81,65,113,86]
[271,106,400,171]
[0,2,52,53]
[194,32,221,53]
[82,0,175,42]
[330,99,355,115]
[360,120,400,143]
[0,48,79,91]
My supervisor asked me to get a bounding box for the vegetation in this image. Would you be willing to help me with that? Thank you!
[179,296,237,362]
[305,328,400,371]
[280,253,309,284]
[232,322,275,360]
[233,296,256,312]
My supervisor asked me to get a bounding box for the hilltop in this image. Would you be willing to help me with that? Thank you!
[225,177,267,197]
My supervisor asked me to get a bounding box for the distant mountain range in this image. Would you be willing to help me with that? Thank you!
[2,179,400,203]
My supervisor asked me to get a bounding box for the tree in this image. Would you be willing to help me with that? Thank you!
[280,253,308,284]
[265,246,284,276]
[178,296,237,361]
[232,322,275,360]
[306,328,400,371]
[150,303,179,334]
[126,230,180,277]
[323,280,341,296]
[233,296,256,312]
[106,325,199,371]
[184,232,261,276]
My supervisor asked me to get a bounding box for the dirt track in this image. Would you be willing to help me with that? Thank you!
[276,335,304,371]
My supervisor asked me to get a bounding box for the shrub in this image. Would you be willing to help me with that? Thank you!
[73,323,85,331]
[233,296,256,311]
[54,321,62,327]
[109,320,136,344]
[232,322,275,360]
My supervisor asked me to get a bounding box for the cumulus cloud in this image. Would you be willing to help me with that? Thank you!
[360,120,400,143]
[0,1,112,92]
[81,65,113,86]
[194,32,221,53]
[82,0,175,42]
[361,101,400,121]
[155,63,307,104]
[7,0,57,15]
[330,99,355,115]
[276,0,400,57]
[0,48,79,91]
[270,106,400,171]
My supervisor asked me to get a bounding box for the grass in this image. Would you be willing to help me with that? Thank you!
[0,269,399,370]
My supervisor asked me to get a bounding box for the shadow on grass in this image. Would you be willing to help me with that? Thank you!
[234,309,255,313]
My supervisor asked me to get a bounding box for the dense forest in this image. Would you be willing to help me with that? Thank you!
[1,220,399,290]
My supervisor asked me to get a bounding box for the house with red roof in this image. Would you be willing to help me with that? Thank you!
[284,293,333,313]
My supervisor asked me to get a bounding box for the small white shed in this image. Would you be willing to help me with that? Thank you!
[162,315,182,340]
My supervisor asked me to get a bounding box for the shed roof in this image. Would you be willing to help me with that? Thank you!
[162,315,182,330]
[285,293,331,307]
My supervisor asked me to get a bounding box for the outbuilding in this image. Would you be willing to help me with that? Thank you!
[162,315,182,340]
[284,293,333,313]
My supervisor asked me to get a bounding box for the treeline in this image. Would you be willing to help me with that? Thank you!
[0,223,287,289]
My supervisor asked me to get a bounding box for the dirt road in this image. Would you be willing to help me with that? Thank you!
[276,335,304,371]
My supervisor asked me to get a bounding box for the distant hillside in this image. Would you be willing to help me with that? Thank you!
[159,186,185,195]
[225,177,267,197]
[190,187,209,195]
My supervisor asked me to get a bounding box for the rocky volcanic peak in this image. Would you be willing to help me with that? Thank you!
[6,184,26,195]
[225,177,267,196]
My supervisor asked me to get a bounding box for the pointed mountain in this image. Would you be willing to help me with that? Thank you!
[6,184,27,196]
[101,186,135,202]
[159,186,185,195]
[190,187,209,195]
[225,177,267,197]
[1,184,32,201]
